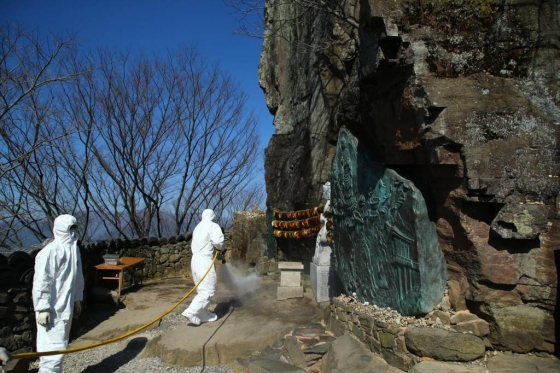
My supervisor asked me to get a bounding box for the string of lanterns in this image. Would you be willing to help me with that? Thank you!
[272,206,326,239]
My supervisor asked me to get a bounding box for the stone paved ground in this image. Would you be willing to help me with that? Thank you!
[11,273,559,373]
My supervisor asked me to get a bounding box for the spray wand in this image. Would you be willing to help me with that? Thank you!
[217,249,227,264]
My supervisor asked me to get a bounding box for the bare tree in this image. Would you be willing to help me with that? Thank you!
[0,24,81,178]
[64,46,262,239]
[0,24,83,248]
[167,46,261,234]
[215,181,265,228]
[224,0,267,38]
[224,0,359,44]
[0,26,263,246]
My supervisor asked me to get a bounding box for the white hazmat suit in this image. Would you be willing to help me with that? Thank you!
[32,215,84,373]
[182,209,224,325]
[0,346,10,366]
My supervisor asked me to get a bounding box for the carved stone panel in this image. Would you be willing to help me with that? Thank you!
[330,127,447,315]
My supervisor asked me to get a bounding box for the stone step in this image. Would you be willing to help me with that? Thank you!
[244,357,306,372]
[322,334,403,372]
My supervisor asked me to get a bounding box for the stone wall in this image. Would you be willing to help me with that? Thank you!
[0,233,201,356]
[80,233,195,287]
[0,288,34,354]
[326,294,547,371]
[229,209,278,275]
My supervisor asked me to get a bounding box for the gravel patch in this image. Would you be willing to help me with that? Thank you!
[336,289,453,328]
[29,311,233,373]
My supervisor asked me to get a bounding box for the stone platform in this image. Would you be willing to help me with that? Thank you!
[277,261,304,300]
[310,263,343,303]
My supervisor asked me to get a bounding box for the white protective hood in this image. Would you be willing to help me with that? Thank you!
[53,214,78,245]
[32,214,84,317]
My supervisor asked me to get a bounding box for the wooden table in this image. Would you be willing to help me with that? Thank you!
[94,257,146,304]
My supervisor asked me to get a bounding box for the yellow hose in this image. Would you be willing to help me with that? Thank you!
[11,251,219,360]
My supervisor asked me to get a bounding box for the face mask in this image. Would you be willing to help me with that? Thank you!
[70,230,78,241]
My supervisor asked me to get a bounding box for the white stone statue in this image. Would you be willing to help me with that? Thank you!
[313,182,332,266]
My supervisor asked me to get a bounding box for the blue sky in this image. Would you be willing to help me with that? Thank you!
[0,0,274,152]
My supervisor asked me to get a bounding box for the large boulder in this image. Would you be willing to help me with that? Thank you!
[260,0,559,353]
[230,209,269,271]
[405,327,486,362]
[321,334,402,373]
[482,305,556,353]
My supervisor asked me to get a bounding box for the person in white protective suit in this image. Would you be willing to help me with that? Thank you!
[32,214,84,373]
[0,347,11,367]
[182,209,225,325]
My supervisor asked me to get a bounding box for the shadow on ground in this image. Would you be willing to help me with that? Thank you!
[27,338,147,373]
[81,337,147,373]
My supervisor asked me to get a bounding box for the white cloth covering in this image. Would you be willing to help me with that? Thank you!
[32,214,84,373]
[0,346,11,366]
[182,209,224,323]
[313,182,332,266]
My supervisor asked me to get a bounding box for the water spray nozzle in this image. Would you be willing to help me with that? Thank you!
[217,249,226,263]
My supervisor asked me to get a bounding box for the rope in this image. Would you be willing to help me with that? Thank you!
[271,206,323,240]
[10,251,219,360]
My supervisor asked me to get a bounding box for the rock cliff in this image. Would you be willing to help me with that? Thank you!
[260,0,559,353]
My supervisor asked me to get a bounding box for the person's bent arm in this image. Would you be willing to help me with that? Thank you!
[210,224,225,251]
[32,249,54,314]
